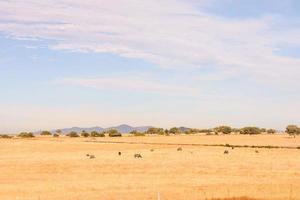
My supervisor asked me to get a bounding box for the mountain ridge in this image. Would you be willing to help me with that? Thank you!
[46,124,152,134]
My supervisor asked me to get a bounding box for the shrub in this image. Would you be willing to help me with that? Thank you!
[231,128,240,133]
[90,131,105,137]
[40,130,52,136]
[129,130,145,136]
[286,125,300,136]
[0,134,13,139]
[199,129,213,134]
[53,133,59,137]
[214,126,232,134]
[108,129,122,137]
[169,127,181,134]
[67,131,79,137]
[81,131,90,137]
[18,132,35,138]
[109,132,122,137]
[184,128,199,134]
[146,127,164,135]
[260,128,266,133]
[99,132,105,137]
[267,129,276,134]
[240,127,261,135]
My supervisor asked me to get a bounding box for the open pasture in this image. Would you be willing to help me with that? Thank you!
[0,134,299,200]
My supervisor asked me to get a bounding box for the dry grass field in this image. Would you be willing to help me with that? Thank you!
[0,134,299,200]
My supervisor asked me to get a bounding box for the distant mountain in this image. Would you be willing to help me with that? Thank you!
[178,126,189,132]
[59,126,104,134]
[49,124,152,134]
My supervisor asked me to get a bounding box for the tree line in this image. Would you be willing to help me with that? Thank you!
[1,125,299,138]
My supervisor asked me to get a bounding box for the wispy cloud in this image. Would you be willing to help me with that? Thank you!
[57,76,198,96]
[0,0,300,85]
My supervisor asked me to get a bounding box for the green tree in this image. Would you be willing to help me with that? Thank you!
[40,130,52,136]
[56,129,62,135]
[260,128,266,133]
[0,134,13,139]
[108,129,122,137]
[286,125,300,137]
[169,127,180,134]
[267,129,276,134]
[146,127,164,135]
[240,127,261,135]
[90,131,105,137]
[198,129,212,133]
[129,130,145,136]
[81,130,90,137]
[214,126,232,134]
[67,131,79,137]
[231,128,240,133]
[18,132,35,138]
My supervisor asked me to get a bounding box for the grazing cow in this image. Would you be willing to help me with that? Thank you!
[134,154,142,158]
[224,150,229,154]
[177,147,182,151]
[118,152,122,156]
[89,155,95,159]
[231,147,234,150]
[86,154,90,157]
[150,149,154,152]
[255,150,259,153]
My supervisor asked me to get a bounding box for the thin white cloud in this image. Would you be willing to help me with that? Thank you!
[57,76,198,96]
[0,0,300,85]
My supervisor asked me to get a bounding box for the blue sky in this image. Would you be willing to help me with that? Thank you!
[0,0,300,133]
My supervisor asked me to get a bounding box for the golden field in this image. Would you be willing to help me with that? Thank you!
[0,134,299,200]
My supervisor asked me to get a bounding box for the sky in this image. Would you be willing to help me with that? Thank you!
[0,0,300,133]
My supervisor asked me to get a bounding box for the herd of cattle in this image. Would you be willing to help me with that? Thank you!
[85,147,259,159]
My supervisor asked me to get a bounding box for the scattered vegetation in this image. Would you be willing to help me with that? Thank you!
[0,134,13,139]
[55,129,62,135]
[198,129,213,134]
[260,128,266,133]
[18,132,35,138]
[286,125,300,137]
[184,128,201,134]
[231,128,240,133]
[146,127,164,135]
[129,130,145,136]
[214,126,232,134]
[80,130,90,137]
[169,127,181,134]
[66,131,79,137]
[267,129,276,134]
[40,130,52,136]
[53,133,59,137]
[107,129,122,137]
[240,127,262,135]
[90,131,105,137]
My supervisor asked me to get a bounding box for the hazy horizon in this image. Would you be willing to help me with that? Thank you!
[1,0,300,133]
